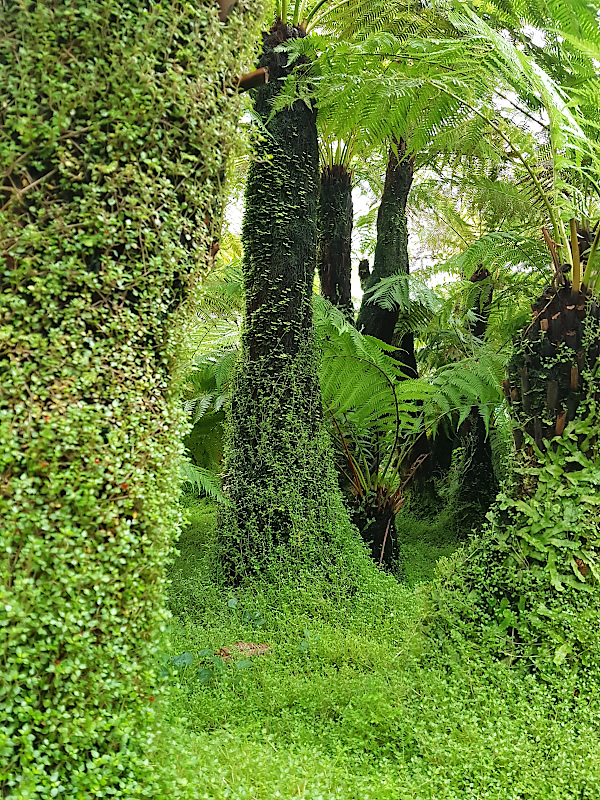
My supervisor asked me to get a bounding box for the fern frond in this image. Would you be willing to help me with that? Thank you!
[424,348,506,436]
[441,231,553,281]
[315,297,430,439]
[363,270,441,313]
[179,459,226,503]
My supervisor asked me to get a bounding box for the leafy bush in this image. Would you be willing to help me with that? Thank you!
[0,1,262,796]
[421,414,600,678]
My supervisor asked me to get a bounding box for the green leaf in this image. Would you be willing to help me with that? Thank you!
[553,643,570,665]
[196,668,213,684]
[547,550,564,592]
[172,652,194,667]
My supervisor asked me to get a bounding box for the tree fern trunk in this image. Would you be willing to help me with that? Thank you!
[429,269,498,516]
[219,21,361,581]
[356,138,416,377]
[505,283,596,451]
[354,139,429,529]
[317,163,355,322]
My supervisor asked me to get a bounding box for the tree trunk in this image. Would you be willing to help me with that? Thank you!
[317,163,355,321]
[219,21,361,581]
[353,140,429,530]
[1,0,261,792]
[356,138,415,376]
[505,283,595,452]
[352,506,397,569]
[453,267,498,510]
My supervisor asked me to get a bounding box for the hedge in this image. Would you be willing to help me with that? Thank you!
[0,1,262,796]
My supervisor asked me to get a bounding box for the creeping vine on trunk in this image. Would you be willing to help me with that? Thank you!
[219,21,366,582]
[0,0,263,793]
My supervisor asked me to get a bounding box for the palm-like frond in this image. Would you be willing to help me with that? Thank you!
[363,270,441,311]
[424,347,506,436]
[315,296,506,443]
[182,347,239,421]
[179,459,226,503]
[184,257,244,355]
[317,0,444,41]
[315,296,424,431]
[441,231,553,281]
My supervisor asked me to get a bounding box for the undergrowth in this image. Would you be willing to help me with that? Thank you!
[156,498,600,799]
[395,504,463,585]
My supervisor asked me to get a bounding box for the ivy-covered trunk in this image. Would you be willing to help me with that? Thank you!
[0,1,262,794]
[317,163,355,321]
[356,138,416,375]
[219,22,362,581]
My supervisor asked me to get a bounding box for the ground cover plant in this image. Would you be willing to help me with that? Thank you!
[156,500,600,799]
[159,2,600,793]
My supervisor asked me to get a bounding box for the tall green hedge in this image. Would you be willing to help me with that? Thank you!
[0,1,262,796]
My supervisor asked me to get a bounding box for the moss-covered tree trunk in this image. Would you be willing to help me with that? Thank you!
[0,1,262,794]
[219,22,361,581]
[317,164,355,321]
[356,138,416,375]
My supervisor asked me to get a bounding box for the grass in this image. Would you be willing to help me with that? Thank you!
[156,499,600,799]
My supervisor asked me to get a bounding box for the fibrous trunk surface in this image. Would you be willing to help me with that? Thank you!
[505,284,599,451]
[318,164,354,322]
[219,21,362,581]
[456,267,498,509]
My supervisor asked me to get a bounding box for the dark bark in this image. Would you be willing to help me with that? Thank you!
[358,258,371,290]
[317,163,354,322]
[355,140,428,512]
[505,282,597,453]
[356,139,414,354]
[430,269,497,515]
[352,505,397,570]
[219,22,360,580]
[469,265,494,340]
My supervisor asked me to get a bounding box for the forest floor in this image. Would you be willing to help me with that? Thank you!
[157,500,600,799]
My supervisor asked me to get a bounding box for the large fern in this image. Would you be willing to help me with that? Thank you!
[179,458,226,504]
[315,296,506,441]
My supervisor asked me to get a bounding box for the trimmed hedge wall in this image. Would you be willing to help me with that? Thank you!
[0,1,262,796]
